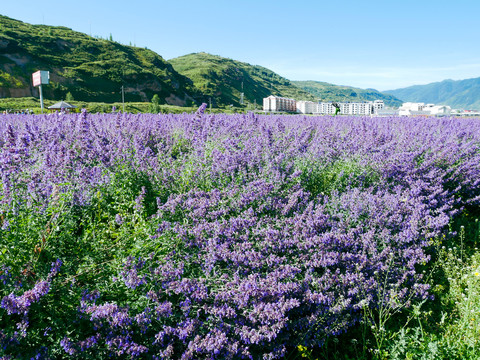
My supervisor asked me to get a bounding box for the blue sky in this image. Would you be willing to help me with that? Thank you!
[2,0,479,90]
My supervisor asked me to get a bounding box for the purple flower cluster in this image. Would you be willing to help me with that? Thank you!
[1,280,50,315]
[1,110,480,358]
[1,260,61,316]
[119,256,147,289]
[1,260,62,355]
[59,301,150,357]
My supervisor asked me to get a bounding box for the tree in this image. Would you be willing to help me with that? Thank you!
[65,92,74,102]
[149,94,160,113]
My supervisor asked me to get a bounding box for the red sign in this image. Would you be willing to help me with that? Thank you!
[32,71,41,87]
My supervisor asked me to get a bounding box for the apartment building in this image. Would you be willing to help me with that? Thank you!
[296,101,318,114]
[317,102,338,115]
[263,95,296,112]
[373,100,385,113]
[318,100,384,115]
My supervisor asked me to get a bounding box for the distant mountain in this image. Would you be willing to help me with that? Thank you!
[0,15,198,104]
[292,80,403,107]
[169,52,316,107]
[384,78,480,110]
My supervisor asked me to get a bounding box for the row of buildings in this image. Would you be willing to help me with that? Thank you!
[263,95,385,115]
[263,96,454,116]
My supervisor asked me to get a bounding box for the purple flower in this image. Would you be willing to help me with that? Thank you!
[60,337,76,355]
[1,281,50,315]
[195,103,208,117]
[115,213,123,225]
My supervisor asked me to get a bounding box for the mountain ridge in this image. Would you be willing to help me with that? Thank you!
[384,77,480,109]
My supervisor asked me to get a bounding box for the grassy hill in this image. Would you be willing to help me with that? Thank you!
[292,80,403,107]
[0,15,198,105]
[384,77,480,110]
[0,15,409,110]
[169,52,316,107]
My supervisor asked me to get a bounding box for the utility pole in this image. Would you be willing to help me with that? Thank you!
[121,85,125,113]
[39,83,44,114]
[121,66,126,113]
[240,81,244,105]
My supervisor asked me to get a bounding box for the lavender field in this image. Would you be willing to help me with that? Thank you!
[1,107,480,359]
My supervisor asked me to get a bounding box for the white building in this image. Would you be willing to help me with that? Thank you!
[263,95,296,112]
[398,102,427,116]
[373,100,385,114]
[317,100,384,115]
[424,104,451,116]
[296,101,318,114]
[398,102,451,116]
[317,102,338,115]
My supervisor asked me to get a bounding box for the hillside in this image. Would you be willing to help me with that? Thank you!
[169,52,316,107]
[292,80,403,107]
[0,15,198,104]
[384,77,480,110]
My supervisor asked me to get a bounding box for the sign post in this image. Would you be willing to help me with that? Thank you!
[32,71,50,113]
